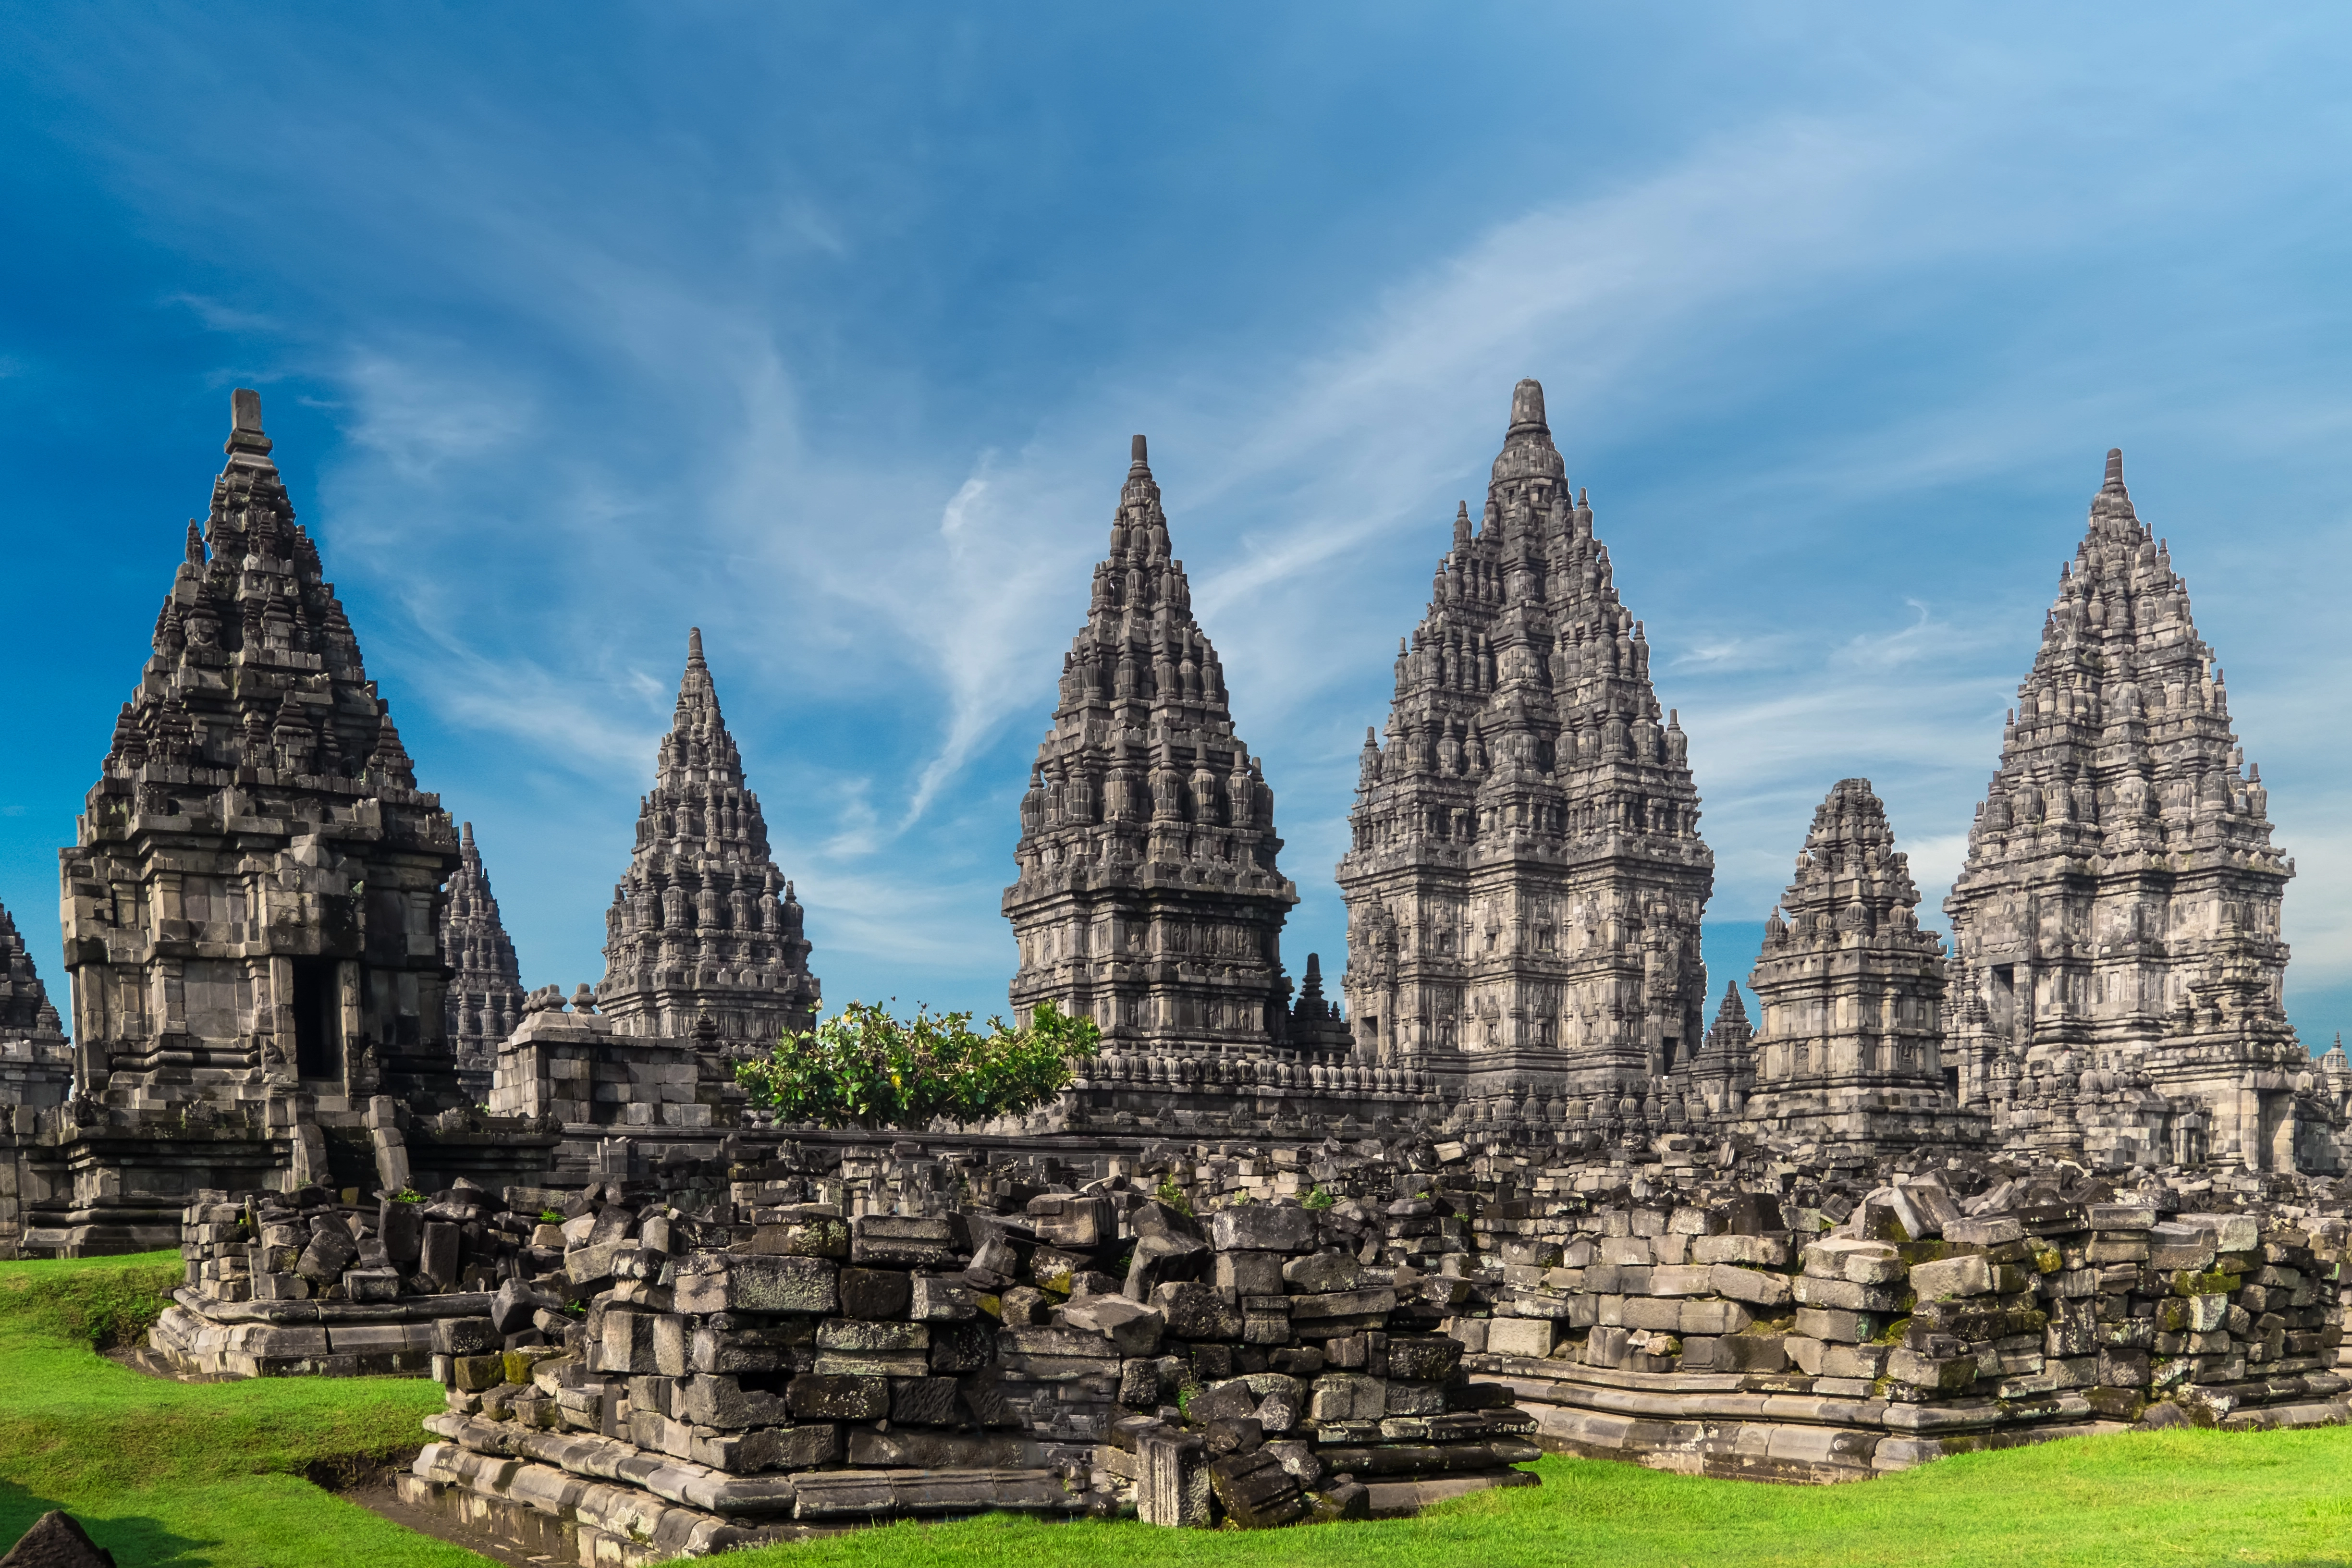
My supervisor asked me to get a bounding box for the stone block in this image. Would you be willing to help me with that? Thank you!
[598,1308,659,1375]
[1911,1254,1995,1301]
[1692,1234,1788,1267]
[887,1375,964,1426]
[1153,1281,1244,1341]
[1485,1318,1556,1360]
[431,1316,501,1356]
[1384,1334,1463,1382]
[1214,1250,1286,1297]
[784,1373,889,1421]
[678,1372,792,1429]
[1583,1325,1629,1368]
[1794,1308,1878,1344]
[1307,1372,1385,1422]
[1680,1298,1753,1337]
[1648,1264,1713,1297]
[674,1254,839,1316]
[1061,1295,1167,1356]
[851,1214,961,1269]
[1710,1263,1794,1308]
[1281,1252,1361,1293]
[836,1266,912,1320]
[1945,1216,2023,1248]
[1623,1297,1683,1332]
[1209,1205,1316,1255]
[421,1222,460,1287]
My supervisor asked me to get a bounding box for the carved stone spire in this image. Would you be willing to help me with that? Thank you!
[1944,449,2301,1168]
[1004,435,1301,1056]
[598,628,820,1067]
[45,390,475,1247]
[1740,779,1965,1153]
[1336,378,1714,1112]
[0,897,70,1112]
[61,389,465,1110]
[441,821,527,1102]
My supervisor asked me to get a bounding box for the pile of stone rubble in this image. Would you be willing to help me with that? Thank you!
[394,1172,1539,1561]
[151,1178,571,1377]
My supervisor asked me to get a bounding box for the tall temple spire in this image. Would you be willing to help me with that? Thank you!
[45,389,473,1245]
[1004,433,1301,1057]
[598,629,820,1068]
[1944,449,2299,1168]
[441,821,527,1102]
[1336,378,1714,1113]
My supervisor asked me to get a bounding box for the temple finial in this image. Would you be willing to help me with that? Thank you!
[1510,378,1547,431]
[1131,434,1150,471]
[226,387,273,457]
[2104,447,2125,492]
[687,626,706,667]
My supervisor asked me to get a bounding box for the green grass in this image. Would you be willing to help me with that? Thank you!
[692,1424,2352,1568]
[0,1252,491,1566]
[10,1255,2352,1568]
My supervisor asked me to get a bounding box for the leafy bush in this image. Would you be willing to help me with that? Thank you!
[1304,1184,1337,1211]
[735,999,1100,1131]
[539,1209,564,1225]
[1154,1176,1194,1216]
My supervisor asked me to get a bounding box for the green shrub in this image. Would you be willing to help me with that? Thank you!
[735,999,1099,1130]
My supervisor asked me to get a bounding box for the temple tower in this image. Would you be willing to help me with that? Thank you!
[1336,379,1714,1111]
[1742,779,1978,1151]
[1944,450,2307,1169]
[0,899,69,1111]
[441,822,526,1102]
[1003,435,1301,1055]
[34,391,530,1250]
[597,630,820,1066]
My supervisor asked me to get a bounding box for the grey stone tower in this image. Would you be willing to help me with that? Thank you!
[32,391,537,1251]
[1743,779,1979,1152]
[441,822,526,1103]
[1943,450,2309,1170]
[1003,435,1301,1055]
[1336,379,1715,1113]
[597,630,820,1066]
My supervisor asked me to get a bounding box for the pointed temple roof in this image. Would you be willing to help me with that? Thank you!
[1762,779,1937,958]
[1337,378,1713,1094]
[1951,450,2282,873]
[61,388,464,1112]
[0,899,64,1040]
[442,821,526,1099]
[1004,433,1300,1053]
[1944,448,2298,1126]
[598,629,819,1056]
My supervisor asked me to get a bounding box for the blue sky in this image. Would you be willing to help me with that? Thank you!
[3,7,2350,1047]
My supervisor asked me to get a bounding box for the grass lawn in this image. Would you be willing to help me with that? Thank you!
[0,1252,492,1567]
[698,1418,2352,1568]
[8,1256,2352,1568]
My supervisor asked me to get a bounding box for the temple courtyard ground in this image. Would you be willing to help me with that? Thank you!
[4,1255,2350,1568]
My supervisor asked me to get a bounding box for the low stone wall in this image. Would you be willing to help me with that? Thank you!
[153,1179,579,1377]
[395,1176,1543,1561]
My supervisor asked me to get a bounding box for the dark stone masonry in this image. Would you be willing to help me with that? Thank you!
[5,381,2352,1551]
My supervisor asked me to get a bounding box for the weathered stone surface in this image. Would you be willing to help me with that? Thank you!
[1004,435,1305,1071]
[1153,1282,1244,1341]
[838,1268,912,1320]
[1336,380,1712,1106]
[1060,1295,1166,1356]
[595,627,820,1069]
[1209,1206,1316,1255]
[784,1374,887,1421]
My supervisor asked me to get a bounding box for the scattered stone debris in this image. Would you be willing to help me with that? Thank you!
[0,1511,116,1568]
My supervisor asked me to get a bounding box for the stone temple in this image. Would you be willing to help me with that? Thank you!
[597,628,820,1074]
[441,822,525,1104]
[1942,451,2314,1170]
[5,380,2349,1263]
[15,392,554,1253]
[1336,380,1713,1114]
